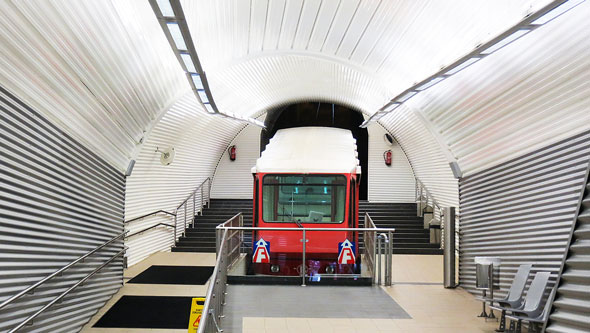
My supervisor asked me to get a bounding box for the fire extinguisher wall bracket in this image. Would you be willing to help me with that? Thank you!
[229,145,236,161]
[384,150,392,166]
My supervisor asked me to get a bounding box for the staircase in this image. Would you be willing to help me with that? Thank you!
[546,180,590,333]
[360,201,442,255]
[173,199,253,253]
[173,199,441,255]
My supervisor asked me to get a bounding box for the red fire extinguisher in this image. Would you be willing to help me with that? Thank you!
[229,145,236,161]
[384,150,392,166]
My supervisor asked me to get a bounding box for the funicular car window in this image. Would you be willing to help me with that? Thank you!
[262,175,347,223]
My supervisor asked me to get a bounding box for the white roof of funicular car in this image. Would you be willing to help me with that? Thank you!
[253,127,361,174]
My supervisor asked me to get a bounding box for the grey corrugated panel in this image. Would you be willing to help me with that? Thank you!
[0,88,125,332]
[546,170,590,331]
[459,130,590,303]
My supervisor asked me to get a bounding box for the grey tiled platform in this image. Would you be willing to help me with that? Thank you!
[222,285,410,332]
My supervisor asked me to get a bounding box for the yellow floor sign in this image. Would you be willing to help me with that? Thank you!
[188,297,205,332]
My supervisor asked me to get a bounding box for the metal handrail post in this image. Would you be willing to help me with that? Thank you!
[418,186,423,217]
[201,186,204,215]
[387,231,393,286]
[174,209,178,241]
[302,229,306,287]
[373,231,377,284]
[375,235,381,286]
[208,178,211,208]
[193,195,196,225]
[384,234,389,286]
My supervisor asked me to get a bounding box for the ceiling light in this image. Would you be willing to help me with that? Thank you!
[156,0,174,17]
[397,91,417,103]
[532,0,585,24]
[166,23,187,50]
[191,74,204,90]
[204,103,215,114]
[180,53,196,72]
[416,77,446,91]
[383,103,401,112]
[445,57,482,75]
[197,90,209,103]
[481,29,531,55]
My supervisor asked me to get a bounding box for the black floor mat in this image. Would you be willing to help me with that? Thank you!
[94,295,199,328]
[127,265,214,285]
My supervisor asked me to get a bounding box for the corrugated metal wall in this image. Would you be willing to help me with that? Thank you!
[211,121,262,199]
[459,130,590,298]
[547,167,590,332]
[125,93,244,266]
[0,87,125,332]
[367,124,415,203]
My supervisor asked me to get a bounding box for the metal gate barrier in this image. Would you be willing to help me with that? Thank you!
[198,213,394,333]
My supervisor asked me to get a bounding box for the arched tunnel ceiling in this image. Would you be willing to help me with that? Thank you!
[1,0,557,173]
[185,0,553,118]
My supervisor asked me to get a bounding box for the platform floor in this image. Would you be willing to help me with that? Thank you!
[82,252,499,333]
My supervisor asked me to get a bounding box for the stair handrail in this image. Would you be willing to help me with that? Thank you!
[0,231,126,312]
[6,248,126,332]
[175,177,212,237]
[124,210,176,224]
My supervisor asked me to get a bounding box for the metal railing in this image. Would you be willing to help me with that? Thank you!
[123,177,212,246]
[199,213,242,333]
[198,214,396,333]
[416,178,443,223]
[175,177,212,239]
[363,213,377,282]
[1,230,128,332]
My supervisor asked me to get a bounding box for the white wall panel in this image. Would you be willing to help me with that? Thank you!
[367,124,415,203]
[412,1,590,177]
[0,0,187,171]
[211,121,263,199]
[125,93,244,266]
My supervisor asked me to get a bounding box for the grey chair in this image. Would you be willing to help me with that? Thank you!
[491,271,551,333]
[505,286,556,333]
[478,264,532,331]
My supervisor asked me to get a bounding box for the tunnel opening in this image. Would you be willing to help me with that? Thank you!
[260,102,369,200]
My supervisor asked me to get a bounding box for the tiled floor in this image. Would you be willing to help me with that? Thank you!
[82,252,500,333]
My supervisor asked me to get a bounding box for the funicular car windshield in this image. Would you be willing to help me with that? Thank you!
[262,175,347,223]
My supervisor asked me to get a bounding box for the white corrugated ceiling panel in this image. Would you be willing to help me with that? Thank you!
[0,0,187,171]
[379,105,459,208]
[182,0,550,118]
[206,54,389,117]
[125,93,244,266]
[410,1,590,176]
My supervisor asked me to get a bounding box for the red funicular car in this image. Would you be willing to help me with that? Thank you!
[250,127,361,276]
